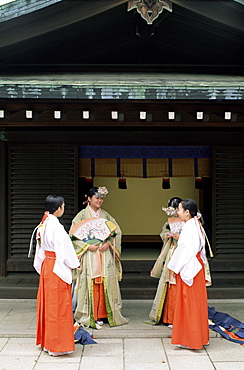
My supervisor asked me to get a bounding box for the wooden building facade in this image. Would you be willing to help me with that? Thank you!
[0,0,243,296]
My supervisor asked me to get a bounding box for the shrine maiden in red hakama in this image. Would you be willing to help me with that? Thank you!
[31,198,80,356]
[167,200,210,350]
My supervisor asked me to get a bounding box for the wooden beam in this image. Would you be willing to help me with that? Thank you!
[0,100,243,127]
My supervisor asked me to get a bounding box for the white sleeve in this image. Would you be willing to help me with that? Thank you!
[167,220,202,286]
[53,222,80,283]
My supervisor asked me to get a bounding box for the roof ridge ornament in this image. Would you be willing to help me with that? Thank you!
[128,0,172,24]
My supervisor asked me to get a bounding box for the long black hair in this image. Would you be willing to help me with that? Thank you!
[45,194,64,214]
[180,198,198,217]
[87,187,99,198]
[168,197,182,209]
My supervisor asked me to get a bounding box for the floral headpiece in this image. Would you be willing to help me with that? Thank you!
[162,206,177,216]
[95,186,108,198]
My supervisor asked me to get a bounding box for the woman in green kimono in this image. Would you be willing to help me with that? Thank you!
[70,186,128,329]
[149,197,182,326]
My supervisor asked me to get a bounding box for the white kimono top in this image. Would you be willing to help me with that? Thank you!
[33,214,80,284]
[167,217,206,286]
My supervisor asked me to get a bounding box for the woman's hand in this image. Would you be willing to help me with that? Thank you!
[172,232,180,240]
[99,241,110,253]
[169,269,176,279]
[88,243,100,252]
[165,232,172,239]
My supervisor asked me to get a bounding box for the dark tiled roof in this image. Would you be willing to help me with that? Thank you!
[0,0,61,23]
[0,73,243,100]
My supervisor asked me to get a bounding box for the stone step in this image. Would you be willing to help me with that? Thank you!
[1,284,243,300]
[121,272,244,286]
[207,286,244,299]
[1,270,244,299]
[122,260,155,272]
[211,272,244,286]
[120,286,244,300]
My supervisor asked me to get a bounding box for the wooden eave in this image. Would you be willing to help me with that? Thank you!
[0,71,243,128]
[0,72,243,99]
[0,0,243,70]
[0,99,243,129]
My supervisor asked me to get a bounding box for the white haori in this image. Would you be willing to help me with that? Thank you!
[167,217,206,286]
[33,214,80,284]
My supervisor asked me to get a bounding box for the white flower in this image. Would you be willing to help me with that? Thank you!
[162,206,177,216]
[96,187,108,197]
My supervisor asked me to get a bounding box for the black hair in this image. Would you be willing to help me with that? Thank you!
[45,194,64,214]
[87,187,99,198]
[168,197,182,209]
[180,198,198,217]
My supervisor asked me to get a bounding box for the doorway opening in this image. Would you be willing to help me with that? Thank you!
[78,176,212,261]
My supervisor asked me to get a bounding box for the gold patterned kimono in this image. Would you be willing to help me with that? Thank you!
[70,206,128,329]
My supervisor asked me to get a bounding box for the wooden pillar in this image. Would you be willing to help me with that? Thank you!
[0,141,7,276]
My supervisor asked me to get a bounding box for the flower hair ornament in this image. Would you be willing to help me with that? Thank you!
[162,206,177,216]
[95,186,108,198]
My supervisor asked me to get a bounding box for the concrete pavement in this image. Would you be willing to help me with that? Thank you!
[0,299,244,370]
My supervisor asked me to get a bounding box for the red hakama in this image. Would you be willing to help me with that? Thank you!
[171,252,209,349]
[93,280,108,320]
[162,283,177,324]
[36,251,75,353]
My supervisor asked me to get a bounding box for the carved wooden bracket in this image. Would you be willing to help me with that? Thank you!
[128,0,172,24]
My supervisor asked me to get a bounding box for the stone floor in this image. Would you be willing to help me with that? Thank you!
[0,299,244,370]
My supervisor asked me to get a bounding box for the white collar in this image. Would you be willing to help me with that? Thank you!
[88,205,100,218]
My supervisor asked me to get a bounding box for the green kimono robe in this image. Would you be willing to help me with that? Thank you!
[148,219,178,324]
[70,206,128,329]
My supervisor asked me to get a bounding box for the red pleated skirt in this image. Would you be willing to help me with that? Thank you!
[171,251,209,349]
[36,251,75,353]
[162,283,177,325]
[93,280,108,321]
